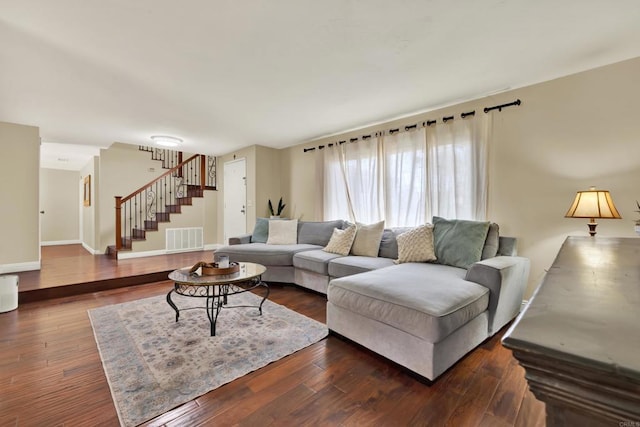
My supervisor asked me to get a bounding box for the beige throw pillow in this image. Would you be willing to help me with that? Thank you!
[323,224,357,256]
[395,224,437,264]
[266,219,298,245]
[350,220,385,257]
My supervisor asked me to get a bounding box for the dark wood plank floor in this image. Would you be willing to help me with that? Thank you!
[1,247,546,426]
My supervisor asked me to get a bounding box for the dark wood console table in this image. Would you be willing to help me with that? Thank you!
[502,236,640,426]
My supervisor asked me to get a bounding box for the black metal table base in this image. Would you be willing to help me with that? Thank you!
[166,277,269,336]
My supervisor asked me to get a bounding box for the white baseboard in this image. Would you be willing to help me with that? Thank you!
[41,239,81,246]
[0,261,41,274]
[82,242,102,255]
[520,299,529,312]
[117,249,169,260]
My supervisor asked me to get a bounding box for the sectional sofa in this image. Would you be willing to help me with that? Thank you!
[215,218,530,380]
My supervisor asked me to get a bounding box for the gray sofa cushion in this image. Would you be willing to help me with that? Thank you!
[215,243,321,266]
[378,227,412,259]
[481,223,500,260]
[328,256,395,278]
[293,249,344,275]
[298,220,345,246]
[328,263,489,342]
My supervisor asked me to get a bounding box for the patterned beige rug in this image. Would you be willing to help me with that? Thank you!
[88,291,327,426]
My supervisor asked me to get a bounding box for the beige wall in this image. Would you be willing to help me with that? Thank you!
[255,145,284,218]
[39,168,80,243]
[281,56,640,298]
[80,157,99,252]
[0,121,40,271]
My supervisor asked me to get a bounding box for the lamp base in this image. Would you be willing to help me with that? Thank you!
[587,220,598,236]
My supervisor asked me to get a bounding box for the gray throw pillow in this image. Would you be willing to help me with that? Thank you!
[432,216,490,269]
[251,217,269,243]
[481,223,500,260]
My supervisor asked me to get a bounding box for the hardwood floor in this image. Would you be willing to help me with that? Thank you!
[2,248,546,426]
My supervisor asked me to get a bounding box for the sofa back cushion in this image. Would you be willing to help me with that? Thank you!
[433,216,490,269]
[298,220,345,246]
[481,223,500,260]
[378,227,411,259]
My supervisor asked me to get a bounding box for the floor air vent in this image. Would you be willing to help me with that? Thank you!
[166,227,204,253]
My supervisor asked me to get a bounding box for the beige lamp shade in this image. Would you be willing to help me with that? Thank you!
[565,187,621,236]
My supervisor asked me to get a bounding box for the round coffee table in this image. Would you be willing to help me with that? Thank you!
[167,262,268,336]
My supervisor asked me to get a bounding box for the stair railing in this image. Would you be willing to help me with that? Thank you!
[115,154,216,251]
[138,146,183,170]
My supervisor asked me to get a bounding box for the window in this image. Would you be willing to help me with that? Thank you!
[323,115,489,225]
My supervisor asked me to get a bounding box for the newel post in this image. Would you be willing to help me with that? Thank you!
[115,196,122,250]
[200,155,206,190]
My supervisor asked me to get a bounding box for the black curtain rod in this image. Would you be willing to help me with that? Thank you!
[303,99,521,152]
[484,99,521,113]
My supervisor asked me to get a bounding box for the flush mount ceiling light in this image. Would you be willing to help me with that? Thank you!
[151,135,183,147]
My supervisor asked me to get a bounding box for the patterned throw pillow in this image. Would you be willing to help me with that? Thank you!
[323,224,357,256]
[395,224,437,264]
[350,220,385,257]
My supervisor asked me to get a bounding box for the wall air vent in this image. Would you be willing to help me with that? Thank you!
[166,227,203,253]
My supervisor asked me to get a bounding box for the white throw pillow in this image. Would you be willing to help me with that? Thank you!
[323,224,357,256]
[351,220,385,257]
[395,223,437,264]
[266,219,298,245]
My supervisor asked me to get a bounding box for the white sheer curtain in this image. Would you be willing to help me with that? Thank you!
[426,114,490,220]
[323,113,489,224]
[323,137,384,223]
[383,128,427,227]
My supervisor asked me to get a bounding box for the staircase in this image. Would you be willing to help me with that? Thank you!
[107,149,216,258]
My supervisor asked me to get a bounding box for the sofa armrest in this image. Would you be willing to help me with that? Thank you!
[465,256,530,335]
[229,234,252,245]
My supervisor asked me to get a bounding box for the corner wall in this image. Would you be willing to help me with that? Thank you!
[0,121,40,272]
[281,56,640,298]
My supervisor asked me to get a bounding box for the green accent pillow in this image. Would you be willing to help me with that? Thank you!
[251,217,269,243]
[432,216,490,269]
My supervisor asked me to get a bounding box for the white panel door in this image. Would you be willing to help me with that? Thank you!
[223,158,247,244]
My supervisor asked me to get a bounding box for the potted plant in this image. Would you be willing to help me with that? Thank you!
[635,201,640,235]
[268,197,286,219]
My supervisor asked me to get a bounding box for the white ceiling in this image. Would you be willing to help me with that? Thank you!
[2,1,640,166]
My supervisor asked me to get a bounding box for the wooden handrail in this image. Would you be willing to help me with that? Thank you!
[120,154,199,204]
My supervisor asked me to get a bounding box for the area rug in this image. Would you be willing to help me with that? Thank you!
[88,291,328,426]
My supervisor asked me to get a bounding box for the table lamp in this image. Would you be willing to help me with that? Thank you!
[565,186,621,236]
